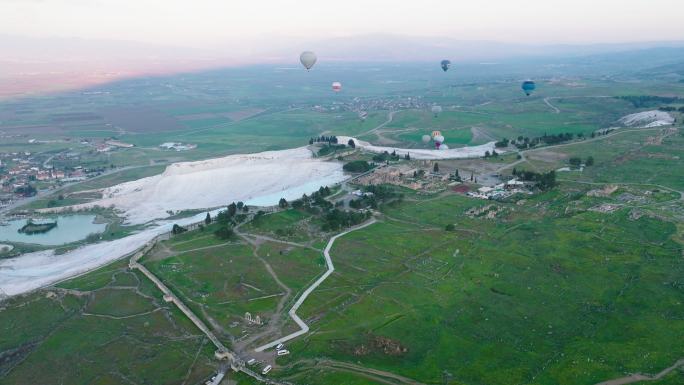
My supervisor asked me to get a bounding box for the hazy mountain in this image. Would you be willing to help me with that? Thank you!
[2,33,683,98]
[253,34,684,63]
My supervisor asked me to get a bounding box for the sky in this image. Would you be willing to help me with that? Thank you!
[2,0,684,48]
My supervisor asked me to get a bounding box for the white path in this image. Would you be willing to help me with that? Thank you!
[254,219,377,352]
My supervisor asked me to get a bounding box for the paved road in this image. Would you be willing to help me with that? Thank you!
[254,219,377,352]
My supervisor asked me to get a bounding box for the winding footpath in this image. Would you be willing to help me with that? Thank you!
[543,97,561,114]
[595,358,684,385]
[358,110,397,138]
[254,219,377,352]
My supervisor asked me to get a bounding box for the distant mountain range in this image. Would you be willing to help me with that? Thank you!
[1,34,683,98]
[271,34,684,63]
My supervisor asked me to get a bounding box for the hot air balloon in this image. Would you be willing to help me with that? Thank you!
[332,82,342,92]
[421,134,431,143]
[431,105,442,117]
[521,80,536,96]
[300,51,317,70]
[431,130,442,138]
[440,60,451,72]
[434,135,445,144]
[439,144,449,150]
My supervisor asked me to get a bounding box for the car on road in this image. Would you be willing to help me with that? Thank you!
[276,343,284,350]
[277,349,290,356]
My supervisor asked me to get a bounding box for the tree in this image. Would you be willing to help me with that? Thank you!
[237,201,244,210]
[586,156,594,166]
[404,152,410,160]
[433,162,439,173]
[495,138,509,148]
[214,226,234,240]
[172,224,187,235]
[347,139,356,148]
[484,151,491,158]
[204,212,212,225]
[569,157,582,168]
[279,198,288,208]
[445,223,455,231]
[227,202,237,217]
[343,160,371,172]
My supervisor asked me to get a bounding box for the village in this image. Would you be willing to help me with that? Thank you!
[0,137,137,209]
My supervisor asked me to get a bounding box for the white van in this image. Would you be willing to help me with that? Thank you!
[276,343,284,350]
[277,349,290,356]
[261,365,272,375]
[247,358,256,365]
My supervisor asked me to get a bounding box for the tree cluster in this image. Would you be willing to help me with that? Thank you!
[616,95,681,108]
[590,129,615,138]
[372,150,400,162]
[512,169,557,191]
[343,160,373,173]
[14,184,36,197]
[317,144,346,156]
[494,138,510,148]
[172,224,187,235]
[507,132,577,150]
[291,186,333,213]
[212,201,246,240]
[321,209,371,232]
[309,135,339,145]
[569,157,582,168]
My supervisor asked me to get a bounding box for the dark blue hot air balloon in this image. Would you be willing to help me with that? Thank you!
[522,80,536,96]
[440,60,451,72]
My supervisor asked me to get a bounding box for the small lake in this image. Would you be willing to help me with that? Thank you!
[0,215,108,246]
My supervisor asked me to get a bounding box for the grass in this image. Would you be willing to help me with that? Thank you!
[525,128,684,191]
[144,241,284,329]
[277,190,684,385]
[241,209,316,243]
[1,65,684,385]
[0,259,216,384]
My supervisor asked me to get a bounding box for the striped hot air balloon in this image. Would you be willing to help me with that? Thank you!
[332,82,342,92]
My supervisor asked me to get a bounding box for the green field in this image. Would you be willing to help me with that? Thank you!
[2,55,684,385]
[273,188,683,385]
[0,260,216,385]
